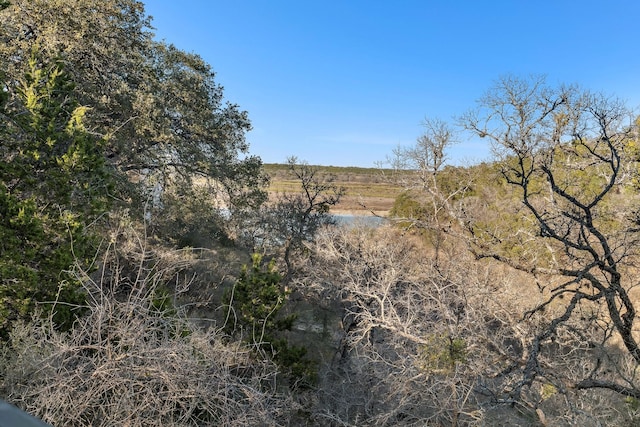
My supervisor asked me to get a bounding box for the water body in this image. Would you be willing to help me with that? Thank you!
[332,214,386,228]
[219,208,386,228]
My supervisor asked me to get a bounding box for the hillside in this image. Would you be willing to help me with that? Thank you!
[263,163,401,215]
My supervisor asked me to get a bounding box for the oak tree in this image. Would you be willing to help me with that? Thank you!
[0,0,267,224]
[461,75,640,400]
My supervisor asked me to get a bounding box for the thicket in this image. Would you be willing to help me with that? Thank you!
[0,0,268,331]
[224,253,317,387]
[1,217,298,426]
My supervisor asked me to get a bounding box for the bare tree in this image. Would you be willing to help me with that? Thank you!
[389,118,455,192]
[237,157,344,275]
[387,118,471,262]
[460,75,640,401]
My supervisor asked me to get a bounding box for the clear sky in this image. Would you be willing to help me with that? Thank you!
[143,1,640,167]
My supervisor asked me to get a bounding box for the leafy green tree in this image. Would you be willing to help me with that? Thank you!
[0,50,110,337]
[0,0,268,226]
[2,49,112,214]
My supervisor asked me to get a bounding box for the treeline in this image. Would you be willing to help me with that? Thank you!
[2,1,640,426]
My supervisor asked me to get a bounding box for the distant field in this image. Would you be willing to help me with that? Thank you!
[263,163,402,215]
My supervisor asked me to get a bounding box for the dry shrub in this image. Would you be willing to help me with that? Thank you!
[300,225,497,425]
[0,216,296,426]
[300,224,639,426]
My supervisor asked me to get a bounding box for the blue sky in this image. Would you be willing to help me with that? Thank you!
[144,1,640,167]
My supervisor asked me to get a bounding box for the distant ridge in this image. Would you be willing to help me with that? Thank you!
[262,163,388,176]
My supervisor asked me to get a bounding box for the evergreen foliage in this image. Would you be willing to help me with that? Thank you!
[389,191,428,229]
[0,0,268,239]
[2,1,640,425]
[225,254,316,386]
[0,51,111,337]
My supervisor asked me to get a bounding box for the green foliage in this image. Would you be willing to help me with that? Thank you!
[625,396,640,411]
[0,50,110,338]
[417,334,467,374]
[0,188,87,337]
[229,254,291,329]
[3,48,113,216]
[0,0,267,337]
[150,287,177,317]
[541,383,557,400]
[1,0,268,233]
[225,254,316,386]
[390,191,428,226]
[150,182,233,248]
[149,287,194,340]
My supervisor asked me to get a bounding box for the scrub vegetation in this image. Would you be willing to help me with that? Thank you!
[2,1,640,426]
